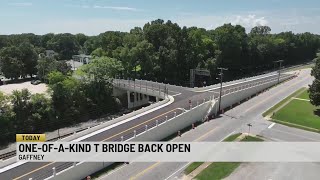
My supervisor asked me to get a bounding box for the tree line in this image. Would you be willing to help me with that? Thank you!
[310,54,320,107]
[1,19,320,84]
[0,19,320,146]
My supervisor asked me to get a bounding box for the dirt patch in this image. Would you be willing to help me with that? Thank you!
[0,81,48,95]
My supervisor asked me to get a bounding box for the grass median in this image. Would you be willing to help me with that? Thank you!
[194,135,264,180]
[184,133,264,180]
[266,88,320,132]
[183,133,242,175]
[262,87,307,117]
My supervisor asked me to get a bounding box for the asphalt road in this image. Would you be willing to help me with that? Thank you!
[98,69,315,180]
[0,72,290,180]
[226,123,320,180]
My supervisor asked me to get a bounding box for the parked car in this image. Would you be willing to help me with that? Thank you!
[31,80,41,85]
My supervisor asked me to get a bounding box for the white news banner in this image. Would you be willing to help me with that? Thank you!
[17,142,320,162]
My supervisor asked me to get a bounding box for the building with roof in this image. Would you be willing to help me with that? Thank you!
[72,54,92,64]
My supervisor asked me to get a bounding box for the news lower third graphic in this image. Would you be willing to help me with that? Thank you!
[16,134,320,163]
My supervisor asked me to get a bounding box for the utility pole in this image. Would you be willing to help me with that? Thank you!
[247,123,252,138]
[274,60,284,84]
[56,116,60,139]
[217,67,228,114]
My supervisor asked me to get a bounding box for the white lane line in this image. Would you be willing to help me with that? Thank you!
[163,162,191,180]
[97,164,128,180]
[0,161,25,174]
[163,130,236,180]
[218,131,236,142]
[171,93,182,97]
[268,123,276,129]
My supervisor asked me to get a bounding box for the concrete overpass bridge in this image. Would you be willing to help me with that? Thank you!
[0,71,297,180]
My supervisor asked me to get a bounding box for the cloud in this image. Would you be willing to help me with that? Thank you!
[92,5,138,11]
[172,14,269,32]
[173,9,320,34]
[231,15,268,27]
[8,2,32,7]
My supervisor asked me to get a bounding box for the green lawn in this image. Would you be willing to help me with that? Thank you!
[296,89,310,100]
[195,162,241,180]
[194,136,264,180]
[223,133,242,142]
[272,99,320,130]
[184,162,204,175]
[262,88,307,117]
[241,136,264,142]
[184,133,242,175]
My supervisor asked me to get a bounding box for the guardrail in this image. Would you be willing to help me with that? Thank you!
[113,79,169,99]
[42,73,296,180]
[0,92,172,168]
[3,72,296,180]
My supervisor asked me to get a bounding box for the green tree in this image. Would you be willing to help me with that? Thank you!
[0,92,14,145]
[37,57,71,81]
[250,26,271,36]
[47,33,80,60]
[29,94,53,132]
[309,55,320,106]
[79,56,124,82]
[11,89,32,132]
[37,57,58,81]
[0,46,23,79]
[48,71,88,126]
[19,42,38,77]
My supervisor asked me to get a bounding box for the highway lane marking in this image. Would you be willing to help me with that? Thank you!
[97,163,128,180]
[0,161,25,174]
[171,93,182,97]
[244,75,310,114]
[12,108,181,180]
[12,162,55,180]
[129,162,161,180]
[129,125,236,180]
[11,75,296,179]
[163,162,191,180]
[271,128,319,141]
[268,123,276,129]
[102,108,182,142]
[164,131,235,180]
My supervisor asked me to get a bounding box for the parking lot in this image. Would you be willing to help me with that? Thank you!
[0,81,48,95]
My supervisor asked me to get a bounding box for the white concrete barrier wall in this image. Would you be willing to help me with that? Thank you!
[132,101,213,141]
[46,74,295,180]
[213,74,294,114]
[113,80,167,99]
[47,162,113,180]
[0,97,172,169]
[46,100,214,180]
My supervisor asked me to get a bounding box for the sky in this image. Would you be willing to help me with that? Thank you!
[0,0,320,35]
